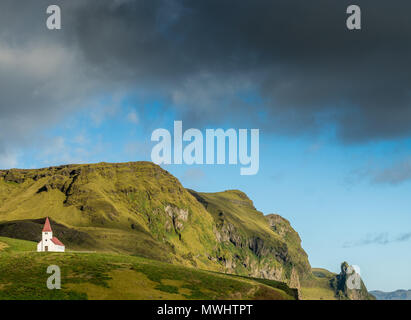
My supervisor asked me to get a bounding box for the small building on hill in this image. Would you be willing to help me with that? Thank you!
[37,217,65,252]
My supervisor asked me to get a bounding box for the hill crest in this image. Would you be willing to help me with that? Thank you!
[1,161,375,299]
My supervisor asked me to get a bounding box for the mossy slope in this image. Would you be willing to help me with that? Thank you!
[0,236,296,300]
[0,162,311,288]
[0,162,375,300]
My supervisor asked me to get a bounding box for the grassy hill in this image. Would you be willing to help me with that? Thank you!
[0,236,297,300]
[301,268,339,300]
[0,161,375,300]
[0,162,218,266]
[0,162,312,289]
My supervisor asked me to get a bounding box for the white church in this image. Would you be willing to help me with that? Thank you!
[37,217,65,252]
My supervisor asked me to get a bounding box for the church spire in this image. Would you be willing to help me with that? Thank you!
[42,217,52,232]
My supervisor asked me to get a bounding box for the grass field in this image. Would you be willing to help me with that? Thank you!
[300,268,337,300]
[0,236,296,300]
[0,162,315,291]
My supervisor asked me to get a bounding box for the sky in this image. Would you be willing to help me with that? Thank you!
[1,0,411,291]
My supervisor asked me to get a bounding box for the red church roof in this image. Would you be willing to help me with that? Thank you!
[42,217,52,232]
[51,237,64,246]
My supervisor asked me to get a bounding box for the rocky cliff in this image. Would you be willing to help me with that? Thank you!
[330,262,376,300]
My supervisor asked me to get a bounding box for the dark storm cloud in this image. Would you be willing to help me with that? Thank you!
[63,0,411,142]
[1,0,411,164]
[0,0,102,166]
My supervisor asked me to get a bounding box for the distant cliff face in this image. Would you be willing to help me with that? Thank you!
[0,162,312,288]
[370,290,411,300]
[188,190,312,289]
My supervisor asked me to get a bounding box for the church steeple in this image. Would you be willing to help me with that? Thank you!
[42,217,53,243]
[42,217,52,233]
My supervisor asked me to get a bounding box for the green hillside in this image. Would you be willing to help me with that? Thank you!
[0,161,375,300]
[0,237,297,300]
[0,162,311,288]
[301,268,339,300]
[0,162,218,267]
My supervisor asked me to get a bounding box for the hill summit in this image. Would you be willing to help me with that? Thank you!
[0,161,311,290]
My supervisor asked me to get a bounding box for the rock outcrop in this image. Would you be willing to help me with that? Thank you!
[330,262,376,300]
